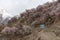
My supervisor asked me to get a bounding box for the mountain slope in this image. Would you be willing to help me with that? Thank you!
[1,0,60,40]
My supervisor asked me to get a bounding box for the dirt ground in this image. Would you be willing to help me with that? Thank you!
[20,21,60,40]
[6,21,60,40]
[23,22,60,40]
[0,21,60,40]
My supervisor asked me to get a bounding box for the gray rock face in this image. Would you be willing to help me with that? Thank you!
[0,14,2,25]
[1,17,11,25]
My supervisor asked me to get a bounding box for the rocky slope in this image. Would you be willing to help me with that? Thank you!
[0,0,60,40]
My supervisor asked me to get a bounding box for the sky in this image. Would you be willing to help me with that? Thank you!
[0,0,56,18]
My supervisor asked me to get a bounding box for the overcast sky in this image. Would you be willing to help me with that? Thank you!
[0,0,55,17]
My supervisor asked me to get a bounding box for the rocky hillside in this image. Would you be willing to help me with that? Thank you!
[0,0,60,40]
